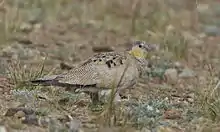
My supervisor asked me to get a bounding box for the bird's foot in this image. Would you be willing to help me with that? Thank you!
[119,93,130,102]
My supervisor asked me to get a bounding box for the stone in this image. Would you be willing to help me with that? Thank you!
[164,68,178,85]
[174,61,183,69]
[179,68,196,78]
[156,126,183,132]
[20,23,33,33]
[68,119,82,132]
[5,107,34,117]
[203,25,220,36]
[140,127,151,132]
[163,109,182,119]
[0,126,7,132]
[14,110,26,118]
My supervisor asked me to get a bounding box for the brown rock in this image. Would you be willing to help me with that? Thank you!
[163,109,182,119]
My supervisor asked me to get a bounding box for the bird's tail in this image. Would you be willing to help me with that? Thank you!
[30,75,81,93]
[30,75,65,87]
[30,75,97,93]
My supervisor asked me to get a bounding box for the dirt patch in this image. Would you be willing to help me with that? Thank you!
[1,0,220,131]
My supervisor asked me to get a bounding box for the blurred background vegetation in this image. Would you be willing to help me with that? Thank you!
[1,0,220,132]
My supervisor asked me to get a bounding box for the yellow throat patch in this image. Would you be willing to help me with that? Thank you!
[129,47,147,59]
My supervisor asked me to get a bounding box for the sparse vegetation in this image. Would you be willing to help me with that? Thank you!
[0,0,220,131]
[7,59,45,90]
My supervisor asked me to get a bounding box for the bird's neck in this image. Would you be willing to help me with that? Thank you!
[128,48,146,59]
[136,57,148,66]
[135,57,148,76]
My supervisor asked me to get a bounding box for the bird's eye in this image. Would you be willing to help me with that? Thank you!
[139,45,143,48]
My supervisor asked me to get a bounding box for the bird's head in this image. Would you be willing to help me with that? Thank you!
[129,40,159,59]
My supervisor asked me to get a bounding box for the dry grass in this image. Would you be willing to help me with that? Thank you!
[1,0,220,131]
[7,59,46,90]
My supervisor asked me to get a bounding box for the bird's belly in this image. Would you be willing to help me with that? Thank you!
[95,65,140,89]
[118,67,139,89]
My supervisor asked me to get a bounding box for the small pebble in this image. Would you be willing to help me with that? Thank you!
[179,68,196,78]
[0,125,7,132]
[14,111,25,118]
[164,68,178,85]
[163,109,181,119]
[19,23,33,33]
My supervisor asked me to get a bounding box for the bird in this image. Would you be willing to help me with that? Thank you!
[31,40,158,104]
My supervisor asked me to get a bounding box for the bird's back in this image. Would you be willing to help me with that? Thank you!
[59,51,141,88]
[32,51,142,91]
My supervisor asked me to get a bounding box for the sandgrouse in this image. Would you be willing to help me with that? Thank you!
[31,41,158,104]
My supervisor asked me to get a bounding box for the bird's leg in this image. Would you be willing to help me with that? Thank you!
[88,92,104,111]
[87,92,104,105]
[89,92,100,104]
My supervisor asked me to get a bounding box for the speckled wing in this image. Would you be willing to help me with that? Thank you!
[31,51,137,90]
[57,51,131,89]
[57,64,99,86]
